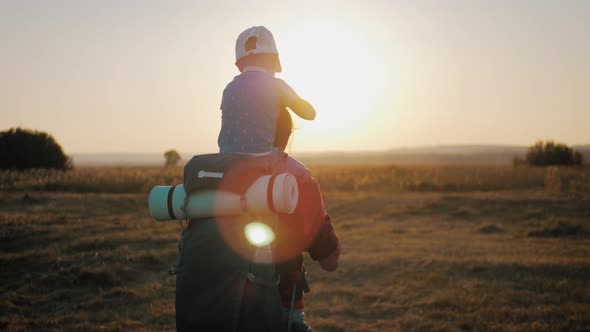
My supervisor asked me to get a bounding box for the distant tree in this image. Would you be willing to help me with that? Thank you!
[0,127,72,170]
[164,149,182,167]
[524,140,583,166]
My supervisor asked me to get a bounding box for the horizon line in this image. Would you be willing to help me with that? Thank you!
[69,142,590,155]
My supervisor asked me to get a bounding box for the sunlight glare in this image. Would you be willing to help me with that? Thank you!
[279,17,393,135]
[244,222,275,247]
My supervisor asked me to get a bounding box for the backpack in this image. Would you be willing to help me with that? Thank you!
[176,152,289,332]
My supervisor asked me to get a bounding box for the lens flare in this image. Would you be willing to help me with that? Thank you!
[244,222,275,247]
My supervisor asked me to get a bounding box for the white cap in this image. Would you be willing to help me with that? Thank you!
[235,26,282,72]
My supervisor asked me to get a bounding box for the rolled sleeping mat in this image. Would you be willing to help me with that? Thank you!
[244,173,299,215]
[149,173,299,221]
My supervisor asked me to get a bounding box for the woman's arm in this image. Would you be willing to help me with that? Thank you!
[308,214,340,272]
[274,157,339,271]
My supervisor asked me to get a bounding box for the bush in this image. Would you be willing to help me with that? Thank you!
[163,149,181,167]
[0,128,71,170]
[524,140,583,166]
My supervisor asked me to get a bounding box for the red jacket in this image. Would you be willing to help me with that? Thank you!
[276,175,340,309]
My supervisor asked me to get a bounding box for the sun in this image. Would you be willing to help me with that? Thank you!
[278,18,389,135]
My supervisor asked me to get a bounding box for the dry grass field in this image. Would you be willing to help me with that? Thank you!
[1,165,589,331]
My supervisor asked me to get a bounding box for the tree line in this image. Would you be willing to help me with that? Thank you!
[0,128,584,170]
[514,140,584,167]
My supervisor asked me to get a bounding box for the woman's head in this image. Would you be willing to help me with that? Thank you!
[273,108,293,151]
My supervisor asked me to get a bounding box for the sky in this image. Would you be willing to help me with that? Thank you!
[1,0,589,154]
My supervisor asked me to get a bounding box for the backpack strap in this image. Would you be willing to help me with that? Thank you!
[240,194,248,213]
[265,151,289,213]
[266,174,277,213]
[167,185,178,220]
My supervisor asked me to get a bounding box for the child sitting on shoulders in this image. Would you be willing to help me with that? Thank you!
[218,26,315,154]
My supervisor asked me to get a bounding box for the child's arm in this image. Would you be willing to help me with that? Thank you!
[289,97,316,121]
[278,79,317,120]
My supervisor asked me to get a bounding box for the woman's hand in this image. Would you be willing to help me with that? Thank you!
[318,242,340,272]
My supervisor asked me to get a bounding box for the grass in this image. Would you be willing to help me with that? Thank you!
[0,167,182,193]
[2,165,590,194]
[311,164,590,193]
[1,165,589,331]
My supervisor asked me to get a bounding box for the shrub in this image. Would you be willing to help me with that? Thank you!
[163,149,181,167]
[0,128,71,170]
[524,140,583,166]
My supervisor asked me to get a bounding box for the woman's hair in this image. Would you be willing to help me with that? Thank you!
[273,108,293,151]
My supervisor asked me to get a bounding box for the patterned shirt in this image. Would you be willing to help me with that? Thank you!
[218,67,298,153]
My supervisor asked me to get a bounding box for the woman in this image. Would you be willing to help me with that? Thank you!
[175,109,340,332]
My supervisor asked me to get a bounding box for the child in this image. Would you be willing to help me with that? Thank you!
[218,26,316,154]
[218,26,316,332]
